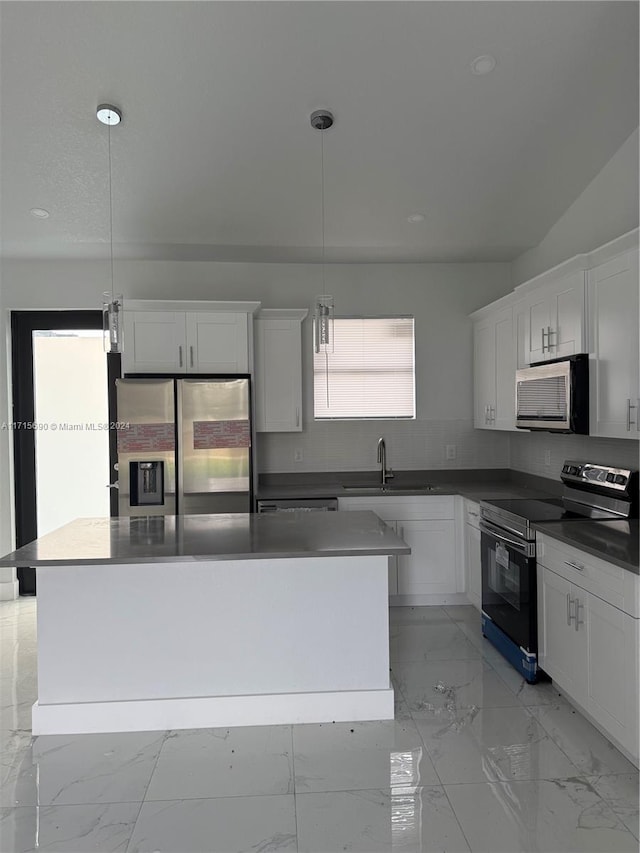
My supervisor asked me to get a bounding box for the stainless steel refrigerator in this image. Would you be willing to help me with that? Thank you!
[114,377,253,516]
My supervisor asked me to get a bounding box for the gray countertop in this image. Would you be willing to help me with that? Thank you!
[535,519,639,574]
[257,470,638,574]
[0,511,411,568]
[257,473,557,504]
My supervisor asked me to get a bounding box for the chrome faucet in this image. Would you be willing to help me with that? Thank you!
[377,437,393,487]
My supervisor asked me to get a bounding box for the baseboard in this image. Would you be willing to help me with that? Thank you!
[390,593,472,607]
[31,685,395,735]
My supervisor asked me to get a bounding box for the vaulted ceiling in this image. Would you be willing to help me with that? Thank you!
[1,1,638,262]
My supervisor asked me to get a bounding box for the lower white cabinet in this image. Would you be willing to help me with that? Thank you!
[464,500,482,612]
[338,496,463,603]
[538,532,639,765]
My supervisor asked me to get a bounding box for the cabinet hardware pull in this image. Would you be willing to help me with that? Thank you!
[574,599,584,631]
[637,399,640,432]
[564,560,584,572]
[541,327,547,354]
[566,592,573,626]
[547,326,555,348]
[190,345,194,368]
[626,399,637,431]
[295,407,300,427]
[178,345,183,368]
[484,404,489,424]
[490,405,496,423]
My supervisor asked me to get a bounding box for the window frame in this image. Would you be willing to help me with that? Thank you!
[313,314,416,421]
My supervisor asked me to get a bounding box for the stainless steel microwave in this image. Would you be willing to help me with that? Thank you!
[515,354,589,434]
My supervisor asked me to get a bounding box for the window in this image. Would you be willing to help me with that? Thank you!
[314,316,415,419]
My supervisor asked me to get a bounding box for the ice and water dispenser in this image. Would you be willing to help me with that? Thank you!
[129,461,164,507]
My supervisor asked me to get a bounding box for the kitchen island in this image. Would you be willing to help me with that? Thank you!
[0,511,409,735]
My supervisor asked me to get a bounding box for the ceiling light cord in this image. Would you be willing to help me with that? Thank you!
[108,121,114,302]
[321,126,325,292]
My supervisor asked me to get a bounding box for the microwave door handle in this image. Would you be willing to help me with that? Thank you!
[479,520,529,556]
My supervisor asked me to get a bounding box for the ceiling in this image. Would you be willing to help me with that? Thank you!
[1,1,638,263]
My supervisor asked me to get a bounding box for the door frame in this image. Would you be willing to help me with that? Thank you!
[11,311,120,593]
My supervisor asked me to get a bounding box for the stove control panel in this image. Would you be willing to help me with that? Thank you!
[561,461,636,494]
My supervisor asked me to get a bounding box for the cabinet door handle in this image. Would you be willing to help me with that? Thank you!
[626,399,637,431]
[541,327,547,353]
[637,399,640,432]
[574,598,584,631]
[564,560,584,572]
[178,345,183,368]
[295,407,300,427]
[566,592,574,626]
[547,326,555,350]
[490,405,496,423]
[190,345,194,368]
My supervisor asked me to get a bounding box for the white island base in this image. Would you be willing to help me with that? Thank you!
[33,555,393,735]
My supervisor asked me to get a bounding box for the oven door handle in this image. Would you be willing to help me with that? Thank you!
[479,520,531,556]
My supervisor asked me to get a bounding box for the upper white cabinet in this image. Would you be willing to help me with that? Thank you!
[588,249,640,439]
[254,309,307,433]
[522,269,587,364]
[473,305,515,430]
[122,300,260,376]
[122,311,187,373]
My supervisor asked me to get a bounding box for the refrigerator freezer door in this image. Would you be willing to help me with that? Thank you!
[115,379,176,517]
[178,379,252,514]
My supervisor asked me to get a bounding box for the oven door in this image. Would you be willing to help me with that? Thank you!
[480,519,537,653]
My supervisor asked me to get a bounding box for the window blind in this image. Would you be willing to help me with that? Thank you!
[314,317,415,419]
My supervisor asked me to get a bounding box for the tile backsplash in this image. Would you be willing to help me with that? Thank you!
[259,423,639,480]
[510,431,640,480]
[257,419,510,473]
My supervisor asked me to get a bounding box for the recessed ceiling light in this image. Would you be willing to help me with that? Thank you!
[407,213,425,223]
[96,104,122,126]
[30,207,50,219]
[470,55,497,76]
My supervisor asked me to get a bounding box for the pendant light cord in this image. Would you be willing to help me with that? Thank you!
[321,127,325,293]
[108,122,114,302]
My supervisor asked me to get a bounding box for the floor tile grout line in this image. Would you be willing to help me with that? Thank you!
[123,728,171,853]
[289,724,299,852]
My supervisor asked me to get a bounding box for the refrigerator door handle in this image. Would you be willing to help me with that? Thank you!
[176,380,184,514]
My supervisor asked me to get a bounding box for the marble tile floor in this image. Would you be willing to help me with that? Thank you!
[0,598,638,853]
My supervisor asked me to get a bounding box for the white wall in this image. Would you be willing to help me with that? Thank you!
[512,128,639,285]
[0,257,513,477]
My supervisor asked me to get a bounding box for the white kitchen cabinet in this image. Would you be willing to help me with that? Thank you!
[473,305,515,430]
[522,269,586,364]
[588,250,640,439]
[254,309,307,433]
[122,300,260,376]
[464,500,482,612]
[396,518,456,597]
[122,311,187,373]
[338,495,463,604]
[184,312,249,373]
[539,567,588,709]
[537,531,639,765]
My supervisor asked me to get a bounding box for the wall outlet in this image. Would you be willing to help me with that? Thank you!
[544,449,551,466]
[445,444,456,461]
[294,448,303,463]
